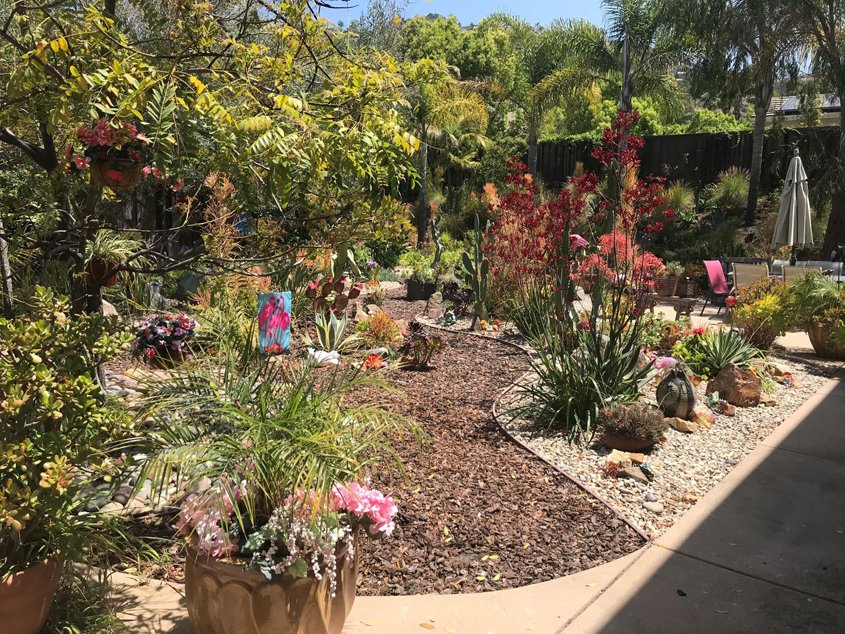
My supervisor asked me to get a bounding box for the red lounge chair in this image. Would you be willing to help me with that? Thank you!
[701,260,730,316]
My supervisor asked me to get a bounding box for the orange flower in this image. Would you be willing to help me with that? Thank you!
[363,354,384,370]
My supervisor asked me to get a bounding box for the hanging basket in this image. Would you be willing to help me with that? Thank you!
[90,158,142,190]
[85,259,119,287]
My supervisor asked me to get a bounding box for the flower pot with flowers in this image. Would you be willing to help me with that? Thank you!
[74,119,152,189]
[131,314,198,367]
[133,355,416,634]
[0,288,132,634]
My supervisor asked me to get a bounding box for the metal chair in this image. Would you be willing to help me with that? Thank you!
[731,263,769,292]
[782,266,822,284]
[701,260,730,316]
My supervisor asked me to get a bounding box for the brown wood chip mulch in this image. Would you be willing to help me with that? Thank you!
[352,291,645,596]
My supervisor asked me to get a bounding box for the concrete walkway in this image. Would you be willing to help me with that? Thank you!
[567,370,845,633]
[114,362,844,634]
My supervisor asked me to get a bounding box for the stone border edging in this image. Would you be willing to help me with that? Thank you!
[417,315,652,544]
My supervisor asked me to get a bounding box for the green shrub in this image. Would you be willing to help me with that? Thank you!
[731,278,788,350]
[1,288,133,577]
[707,167,749,211]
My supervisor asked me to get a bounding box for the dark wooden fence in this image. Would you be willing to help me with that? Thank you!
[536,126,841,191]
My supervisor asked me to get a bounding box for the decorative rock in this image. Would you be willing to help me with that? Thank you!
[306,348,340,367]
[643,501,664,514]
[656,367,697,420]
[112,484,134,505]
[681,490,699,504]
[618,466,649,484]
[606,450,633,468]
[666,417,699,434]
[102,299,119,317]
[365,304,382,316]
[425,292,444,319]
[628,452,646,465]
[99,501,125,516]
[706,364,761,407]
[125,498,153,516]
[766,362,791,378]
[759,393,776,407]
[719,402,737,416]
[691,409,715,429]
[644,491,659,502]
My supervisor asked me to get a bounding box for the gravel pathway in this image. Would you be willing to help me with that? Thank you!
[501,355,842,539]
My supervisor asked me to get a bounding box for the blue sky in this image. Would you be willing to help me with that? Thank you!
[320,0,605,27]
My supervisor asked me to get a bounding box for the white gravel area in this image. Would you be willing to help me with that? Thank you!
[501,355,842,539]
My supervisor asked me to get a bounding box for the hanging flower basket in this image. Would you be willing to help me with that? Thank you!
[89,158,142,190]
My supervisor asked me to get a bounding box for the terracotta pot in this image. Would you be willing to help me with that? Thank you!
[86,259,119,287]
[600,431,656,453]
[0,559,61,634]
[808,323,845,360]
[184,540,358,634]
[90,158,142,189]
[406,279,436,301]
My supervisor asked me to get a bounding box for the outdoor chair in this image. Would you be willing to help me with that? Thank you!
[782,266,822,284]
[701,260,730,316]
[770,259,790,276]
[731,263,770,292]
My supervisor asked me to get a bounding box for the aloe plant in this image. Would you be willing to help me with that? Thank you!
[303,311,357,353]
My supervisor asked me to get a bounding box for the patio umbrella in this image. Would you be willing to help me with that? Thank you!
[772,148,813,265]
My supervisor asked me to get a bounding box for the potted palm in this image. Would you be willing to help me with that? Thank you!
[85,230,145,287]
[782,273,845,360]
[134,353,417,634]
[0,288,131,633]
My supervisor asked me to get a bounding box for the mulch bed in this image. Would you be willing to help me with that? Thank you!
[112,287,645,594]
[352,290,644,595]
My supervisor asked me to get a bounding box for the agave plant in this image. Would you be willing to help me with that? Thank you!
[303,311,358,353]
[698,329,761,377]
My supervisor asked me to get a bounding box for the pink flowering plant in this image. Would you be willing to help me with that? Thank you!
[133,352,416,592]
[131,314,198,362]
[70,119,152,171]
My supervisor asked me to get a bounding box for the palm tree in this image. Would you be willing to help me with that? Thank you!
[666,0,802,225]
[794,0,845,254]
[517,1,686,173]
[404,63,490,244]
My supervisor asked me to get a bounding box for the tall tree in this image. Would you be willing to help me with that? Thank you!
[0,0,418,312]
[668,0,802,225]
[522,1,684,172]
[796,0,845,254]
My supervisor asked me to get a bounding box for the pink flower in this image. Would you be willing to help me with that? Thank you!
[332,482,398,536]
[569,234,589,250]
[692,327,706,336]
[172,178,186,192]
[654,356,678,370]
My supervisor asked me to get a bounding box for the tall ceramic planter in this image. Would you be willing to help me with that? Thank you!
[808,323,845,360]
[0,560,61,634]
[656,366,696,420]
[184,540,358,634]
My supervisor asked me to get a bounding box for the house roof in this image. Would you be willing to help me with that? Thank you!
[768,94,841,116]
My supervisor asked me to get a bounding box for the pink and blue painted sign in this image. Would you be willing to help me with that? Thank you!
[258,291,291,354]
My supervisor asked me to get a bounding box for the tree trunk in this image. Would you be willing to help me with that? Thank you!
[0,218,13,317]
[527,128,538,176]
[822,99,845,257]
[745,103,769,226]
[416,140,429,246]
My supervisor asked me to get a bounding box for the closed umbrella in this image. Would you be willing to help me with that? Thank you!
[772,148,813,265]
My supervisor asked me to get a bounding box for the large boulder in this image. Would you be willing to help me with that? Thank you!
[706,364,761,408]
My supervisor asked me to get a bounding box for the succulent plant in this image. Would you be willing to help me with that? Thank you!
[460,214,490,328]
[306,276,362,314]
[400,321,442,370]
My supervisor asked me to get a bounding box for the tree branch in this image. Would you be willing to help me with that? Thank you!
[0,125,59,171]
